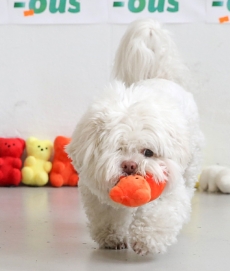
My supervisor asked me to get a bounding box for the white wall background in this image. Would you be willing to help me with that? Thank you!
[0,23,230,168]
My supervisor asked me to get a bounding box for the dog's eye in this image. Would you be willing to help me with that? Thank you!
[143,149,154,157]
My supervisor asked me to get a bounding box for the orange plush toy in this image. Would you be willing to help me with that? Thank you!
[109,174,166,207]
[49,136,79,187]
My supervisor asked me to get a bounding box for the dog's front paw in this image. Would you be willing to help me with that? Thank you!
[132,241,150,256]
[130,233,175,256]
[104,242,128,250]
[99,234,128,250]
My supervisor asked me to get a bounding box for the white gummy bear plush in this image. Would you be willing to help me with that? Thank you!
[199,165,230,193]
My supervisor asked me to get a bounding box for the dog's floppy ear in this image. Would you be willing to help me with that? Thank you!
[66,111,101,173]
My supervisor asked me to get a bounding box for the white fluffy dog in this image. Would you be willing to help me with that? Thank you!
[66,19,203,256]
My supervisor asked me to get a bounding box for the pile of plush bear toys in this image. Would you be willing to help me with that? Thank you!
[0,136,79,187]
[0,135,167,207]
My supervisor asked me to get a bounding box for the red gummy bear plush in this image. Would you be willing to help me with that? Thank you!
[0,138,25,186]
[49,136,79,187]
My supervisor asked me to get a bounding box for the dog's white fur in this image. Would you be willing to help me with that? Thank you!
[66,19,203,256]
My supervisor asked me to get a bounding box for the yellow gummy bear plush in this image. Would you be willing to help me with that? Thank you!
[22,137,53,186]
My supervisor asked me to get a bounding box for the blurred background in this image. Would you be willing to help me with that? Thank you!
[0,21,229,168]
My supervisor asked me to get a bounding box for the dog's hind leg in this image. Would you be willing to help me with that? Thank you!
[80,184,133,250]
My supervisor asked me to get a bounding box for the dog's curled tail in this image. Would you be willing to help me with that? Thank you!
[112,19,189,88]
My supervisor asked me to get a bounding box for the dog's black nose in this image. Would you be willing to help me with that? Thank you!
[121,161,137,175]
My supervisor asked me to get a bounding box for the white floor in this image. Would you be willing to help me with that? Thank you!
[0,187,229,271]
